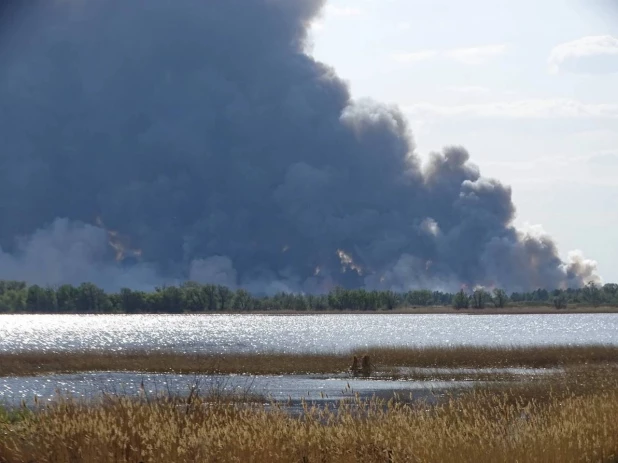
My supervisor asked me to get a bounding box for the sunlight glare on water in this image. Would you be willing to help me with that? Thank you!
[0,372,469,406]
[1,314,617,353]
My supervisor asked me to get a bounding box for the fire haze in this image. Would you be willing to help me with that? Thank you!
[337,249,364,276]
[96,217,142,263]
[0,0,600,293]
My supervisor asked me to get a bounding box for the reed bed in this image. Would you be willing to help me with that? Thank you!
[357,344,618,369]
[0,351,348,377]
[1,344,617,377]
[1,366,617,463]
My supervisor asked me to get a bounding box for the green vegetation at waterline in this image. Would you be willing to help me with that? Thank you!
[0,280,617,314]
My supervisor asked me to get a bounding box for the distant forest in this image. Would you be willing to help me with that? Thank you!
[0,280,616,314]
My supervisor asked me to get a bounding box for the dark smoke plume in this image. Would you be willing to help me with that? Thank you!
[0,0,599,292]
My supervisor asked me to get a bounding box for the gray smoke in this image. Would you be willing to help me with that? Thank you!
[0,219,162,290]
[0,0,600,293]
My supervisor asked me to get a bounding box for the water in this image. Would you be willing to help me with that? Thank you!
[0,372,471,407]
[2,313,610,408]
[1,313,617,353]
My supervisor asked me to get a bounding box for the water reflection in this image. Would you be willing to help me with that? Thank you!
[1,313,617,353]
[0,372,473,408]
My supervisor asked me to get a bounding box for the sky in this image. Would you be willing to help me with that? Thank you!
[307,0,618,284]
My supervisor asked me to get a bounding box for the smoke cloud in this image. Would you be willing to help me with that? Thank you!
[0,219,162,291]
[0,0,600,293]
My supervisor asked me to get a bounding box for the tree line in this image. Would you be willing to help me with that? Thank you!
[0,280,616,314]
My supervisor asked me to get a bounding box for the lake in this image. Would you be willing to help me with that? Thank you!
[1,313,617,353]
[1,313,615,407]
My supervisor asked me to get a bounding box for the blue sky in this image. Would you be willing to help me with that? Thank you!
[309,0,618,283]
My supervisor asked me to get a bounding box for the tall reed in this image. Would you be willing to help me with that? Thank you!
[1,368,617,462]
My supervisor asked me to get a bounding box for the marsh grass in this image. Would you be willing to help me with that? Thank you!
[0,404,31,425]
[0,350,349,377]
[356,344,618,369]
[1,366,617,462]
[2,344,617,377]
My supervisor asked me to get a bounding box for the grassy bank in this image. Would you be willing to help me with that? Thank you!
[2,344,618,377]
[1,366,617,462]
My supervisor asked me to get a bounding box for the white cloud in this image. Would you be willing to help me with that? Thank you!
[548,35,618,74]
[588,151,618,167]
[477,151,618,187]
[445,44,507,65]
[324,5,364,17]
[396,22,411,31]
[391,50,438,63]
[485,154,606,170]
[445,85,491,95]
[310,20,325,32]
[403,98,618,119]
[310,4,363,32]
[391,44,507,65]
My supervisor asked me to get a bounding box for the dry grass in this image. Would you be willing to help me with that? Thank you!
[0,350,349,377]
[1,344,617,378]
[1,366,617,462]
[357,344,618,369]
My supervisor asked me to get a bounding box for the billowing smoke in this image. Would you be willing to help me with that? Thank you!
[0,0,600,293]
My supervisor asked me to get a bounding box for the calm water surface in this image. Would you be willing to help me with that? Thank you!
[1,313,617,353]
[0,372,470,406]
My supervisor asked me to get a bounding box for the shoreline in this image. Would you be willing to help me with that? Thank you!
[1,305,617,315]
[230,305,618,315]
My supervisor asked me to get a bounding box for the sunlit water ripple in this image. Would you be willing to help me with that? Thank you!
[0,372,471,407]
[1,313,617,353]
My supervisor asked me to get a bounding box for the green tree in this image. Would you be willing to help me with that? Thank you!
[327,287,346,310]
[291,294,308,311]
[202,285,219,311]
[43,287,58,313]
[118,288,147,313]
[217,285,233,311]
[553,293,568,310]
[107,293,123,313]
[453,290,469,309]
[0,288,26,312]
[380,291,399,311]
[407,290,433,306]
[603,283,618,305]
[0,281,26,296]
[582,281,602,307]
[492,288,508,308]
[232,289,252,311]
[471,288,490,309]
[26,285,47,312]
[56,284,78,312]
[181,282,208,312]
[160,286,184,313]
[75,283,110,313]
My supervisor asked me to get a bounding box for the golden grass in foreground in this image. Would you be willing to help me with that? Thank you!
[1,344,617,377]
[1,368,617,463]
